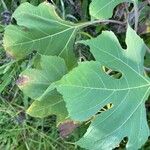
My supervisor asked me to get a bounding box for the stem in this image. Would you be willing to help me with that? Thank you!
[78,31,93,39]
[77,19,126,29]
[133,0,139,32]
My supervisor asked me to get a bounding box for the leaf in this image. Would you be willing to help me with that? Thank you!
[56,26,150,149]
[89,0,135,20]
[18,55,67,100]
[0,62,12,75]
[27,90,67,123]
[18,55,68,121]
[0,24,4,32]
[3,2,78,69]
[0,67,16,93]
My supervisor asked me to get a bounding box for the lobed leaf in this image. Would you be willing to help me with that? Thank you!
[56,26,150,149]
[18,55,68,122]
[3,2,78,69]
[89,0,137,20]
[27,90,67,123]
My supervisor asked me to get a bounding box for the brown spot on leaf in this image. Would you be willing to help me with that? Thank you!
[16,75,29,86]
[58,121,78,138]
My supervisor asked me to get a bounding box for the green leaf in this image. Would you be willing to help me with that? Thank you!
[0,67,16,93]
[18,55,68,121]
[27,90,67,123]
[18,55,67,100]
[57,26,150,149]
[3,2,78,69]
[89,0,135,19]
[0,24,4,32]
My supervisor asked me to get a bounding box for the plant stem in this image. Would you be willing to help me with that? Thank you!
[133,0,139,32]
[77,19,126,29]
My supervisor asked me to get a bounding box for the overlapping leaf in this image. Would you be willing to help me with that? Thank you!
[18,55,68,122]
[3,2,78,68]
[56,26,150,149]
[27,90,67,122]
[90,0,136,19]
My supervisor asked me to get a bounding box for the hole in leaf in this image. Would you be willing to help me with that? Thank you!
[102,66,122,79]
[85,103,114,125]
[113,137,128,149]
[95,103,114,116]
